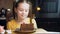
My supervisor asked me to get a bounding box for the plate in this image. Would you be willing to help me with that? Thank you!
[14,28,36,33]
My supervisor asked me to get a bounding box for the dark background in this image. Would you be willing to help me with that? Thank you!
[31,0,60,32]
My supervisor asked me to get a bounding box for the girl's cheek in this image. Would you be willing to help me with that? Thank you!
[19,11,22,14]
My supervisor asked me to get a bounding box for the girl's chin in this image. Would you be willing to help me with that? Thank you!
[21,17,26,20]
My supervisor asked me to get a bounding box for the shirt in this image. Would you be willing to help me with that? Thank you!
[7,18,37,34]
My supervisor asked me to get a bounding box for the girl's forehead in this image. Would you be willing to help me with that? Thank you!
[18,3,30,9]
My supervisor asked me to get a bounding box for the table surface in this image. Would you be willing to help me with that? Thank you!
[13,28,48,34]
[13,28,60,34]
[4,28,47,34]
[35,28,47,33]
[1,28,60,34]
[33,28,60,34]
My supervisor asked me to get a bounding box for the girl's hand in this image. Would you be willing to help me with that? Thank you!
[0,26,4,33]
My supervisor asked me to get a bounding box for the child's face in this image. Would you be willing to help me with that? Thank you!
[15,3,29,19]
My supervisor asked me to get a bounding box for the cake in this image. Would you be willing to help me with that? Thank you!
[20,23,34,31]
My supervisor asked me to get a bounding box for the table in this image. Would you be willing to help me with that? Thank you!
[12,28,48,34]
[1,28,60,34]
[33,28,60,34]
[13,28,60,34]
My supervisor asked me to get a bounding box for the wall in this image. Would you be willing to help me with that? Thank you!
[0,0,13,11]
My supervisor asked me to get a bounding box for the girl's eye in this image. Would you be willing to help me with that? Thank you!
[25,10,28,12]
[25,10,27,12]
[19,9,24,11]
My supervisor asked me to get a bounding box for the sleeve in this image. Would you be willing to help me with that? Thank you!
[32,19,38,29]
[7,22,12,30]
[7,22,15,34]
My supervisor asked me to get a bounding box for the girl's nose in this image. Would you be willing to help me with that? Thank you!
[22,11,25,14]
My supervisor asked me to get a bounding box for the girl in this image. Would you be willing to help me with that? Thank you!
[0,0,37,34]
[7,0,37,31]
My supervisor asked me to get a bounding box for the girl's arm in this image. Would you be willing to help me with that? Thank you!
[7,22,12,30]
[32,19,38,29]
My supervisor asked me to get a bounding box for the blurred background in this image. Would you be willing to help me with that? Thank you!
[0,0,60,32]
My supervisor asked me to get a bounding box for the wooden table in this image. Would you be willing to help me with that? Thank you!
[12,28,47,34]
[14,28,59,34]
[2,28,60,34]
[33,28,60,34]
